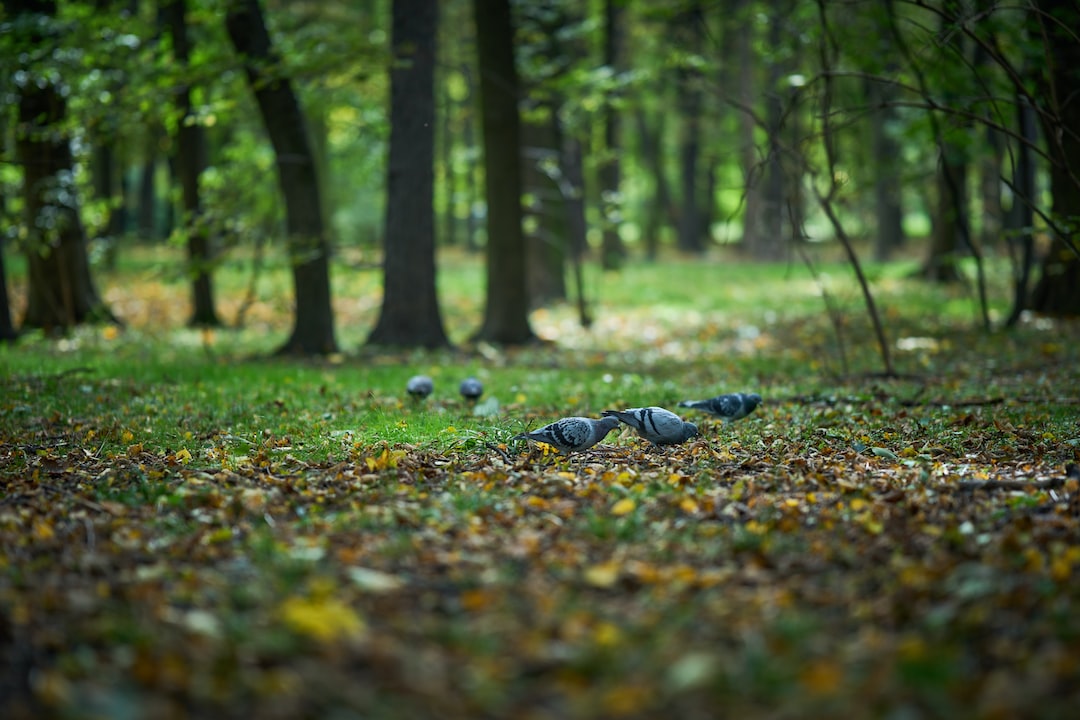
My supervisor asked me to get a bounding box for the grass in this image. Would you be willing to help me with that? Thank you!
[2,245,1080,718]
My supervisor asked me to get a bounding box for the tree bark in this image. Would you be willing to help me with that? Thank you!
[163,0,220,328]
[225,0,338,355]
[598,0,625,270]
[867,76,904,261]
[14,0,112,332]
[0,237,16,342]
[367,0,450,348]
[675,1,705,254]
[522,113,567,308]
[1030,0,1080,316]
[472,0,535,344]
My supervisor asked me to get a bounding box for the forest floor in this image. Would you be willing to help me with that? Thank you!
[2,253,1080,718]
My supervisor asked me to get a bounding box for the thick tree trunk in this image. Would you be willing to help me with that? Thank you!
[163,0,220,328]
[14,0,112,332]
[225,0,337,355]
[675,1,705,254]
[367,0,449,348]
[472,0,535,344]
[1030,0,1080,316]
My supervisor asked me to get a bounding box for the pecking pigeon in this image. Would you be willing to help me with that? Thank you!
[406,375,434,399]
[602,406,699,446]
[678,392,762,422]
[515,416,621,454]
[460,377,484,402]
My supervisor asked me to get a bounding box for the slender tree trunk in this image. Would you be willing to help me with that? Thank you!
[163,0,220,327]
[367,0,449,348]
[750,3,785,260]
[634,107,678,260]
[867,76,904,260]
[522,114,566,308]
[225,0,337,355]
[472,0,535,344]
[675,1,705,254]
[599,0,625,270]
[734,0,763,252]
[461,62,481,253]
[0,237,15,341]
[1005,97,1037,326]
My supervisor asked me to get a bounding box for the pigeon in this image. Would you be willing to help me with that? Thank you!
[678,392,762,422]
[406,375,434,399]
[515,416,621,455]
[460,377,484,402]
[602,406,699,446]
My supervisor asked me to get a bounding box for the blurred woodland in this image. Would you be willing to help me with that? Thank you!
[2,0,1079,353]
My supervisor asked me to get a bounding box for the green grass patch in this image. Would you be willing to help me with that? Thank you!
[1,250,1079,718]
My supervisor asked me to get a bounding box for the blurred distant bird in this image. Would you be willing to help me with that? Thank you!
[516,416,621,454]
[602,406,699,447]
[678,392,762,422]
[406,375,434,399]
[460,377,484,402]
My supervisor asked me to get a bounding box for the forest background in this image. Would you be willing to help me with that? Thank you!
[2,0,1080,718]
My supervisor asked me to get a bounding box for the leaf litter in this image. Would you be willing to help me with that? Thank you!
[2,293,1080,718]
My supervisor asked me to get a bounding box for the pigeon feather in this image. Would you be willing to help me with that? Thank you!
[515,416,621,454]
[677,392,762,422]
[602,406,699,446]
[459,377,484,401]
[406,375,434,399]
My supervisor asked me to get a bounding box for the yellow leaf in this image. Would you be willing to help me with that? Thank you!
[594,621,621,646]
[611,498,636,516]
[279,596,365,642]
[800,659,843,695]
[121,430,134,443]
[584,561,620,588]
[679,498,700,514]
[175,448,192,464]
[33,520,55,541]
[849,497,868,511]
[515,393,527,403]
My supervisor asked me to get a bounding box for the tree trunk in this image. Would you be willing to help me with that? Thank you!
[472,0,535,344]
[1030,0,1080,316]
[163,0,220,328]
[367,0,450,348]
[735,0,763,252]
[0,237,16,342]
[15,0,112,332]
[867,76,904,261]
[1005,96,1038,326]
[675,1,705,254]
[598,0,625,270]
[922,151,967,282]
[522,114,567,308]
[225,0,337,355]
[634,107,678,260]
[749,3,785,260]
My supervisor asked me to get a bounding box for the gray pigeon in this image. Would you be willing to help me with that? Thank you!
[515,416,621,454]
[602,406,699,446]
[678,392,762,422]
[406,375,434,399]
[460,377,484,402]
